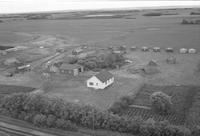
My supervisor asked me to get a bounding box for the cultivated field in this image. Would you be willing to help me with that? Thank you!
[122,85,200,125]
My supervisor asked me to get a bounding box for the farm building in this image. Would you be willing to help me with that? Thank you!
[87,70,114,89]
[130,46,137,51]
[188,48,197,54]
[141,46,149,52]
[165,48,174,53]
[153,47,161,52]
[59,63,84,76]
[72,48,83,55]
[179,48,188,54]
[144,60,160,75]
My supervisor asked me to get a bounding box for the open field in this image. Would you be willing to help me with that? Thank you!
[0,84,35,98]
[122,85,200,125]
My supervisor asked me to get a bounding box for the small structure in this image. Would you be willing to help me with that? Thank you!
[17,64,31,72]
[188,48,197,54]
[165,48,174,53]
[153,47,161,52]
[72,48,83,55]
[148,60,158,67]
[130,46,137,51]
[87,71,114,89]
[166,56,176,64]
[179,48,188,54]
[144,60,160,75]
[60,63,84,76]
[141,46,149,52]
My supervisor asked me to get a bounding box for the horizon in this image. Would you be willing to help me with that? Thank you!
[0,0,200,14]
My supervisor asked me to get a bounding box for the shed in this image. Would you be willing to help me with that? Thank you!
[60,63,84,76]
[141,46,149,52]
[153,47,161,52]
[87,70,114,89]
[179,48,188,54]
[165,48,174,53]
[188,48,197,54]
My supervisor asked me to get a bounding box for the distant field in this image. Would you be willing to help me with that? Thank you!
[122,85,200,125]
[0,10,200,51]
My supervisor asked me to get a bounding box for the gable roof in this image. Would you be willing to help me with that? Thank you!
[60,63,82,70]
[95,71,113,83]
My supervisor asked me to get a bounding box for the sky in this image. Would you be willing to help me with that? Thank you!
[0,0,200,13]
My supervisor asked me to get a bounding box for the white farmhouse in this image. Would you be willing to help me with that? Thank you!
[87,71,114,89]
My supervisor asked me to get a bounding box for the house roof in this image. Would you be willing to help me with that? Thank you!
[60,63,82,70]
[95,71,113,83]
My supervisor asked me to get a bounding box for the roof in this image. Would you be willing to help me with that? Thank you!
[95,71,113,83]
[60,63,82,70]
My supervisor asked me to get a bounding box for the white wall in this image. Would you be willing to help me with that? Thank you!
[87,76,114,89]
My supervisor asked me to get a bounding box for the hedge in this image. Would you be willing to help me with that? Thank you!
[0,92,196,135]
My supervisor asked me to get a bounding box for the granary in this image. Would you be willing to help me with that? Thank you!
[153,47,161,52]
[148,60,158,67]
[87,70,114,89]
[130,46,137,51]
[59,63,84,76]
[141,46,149,52]
[188,48,197,54]
[165,48,174,53]
[179,48,188,54]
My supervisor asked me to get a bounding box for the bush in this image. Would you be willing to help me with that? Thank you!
[33,114,47,127]
[109,95,135,114]
[55,118,78,131]
[150,92,172,115]
[46,114,56,127]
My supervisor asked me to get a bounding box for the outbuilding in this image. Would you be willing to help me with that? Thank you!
[179,48,188,54]
[141,46,149,52]
[188,48,197,54]
[59,63,84,76]
[153,47,161,52]
[87,71,114,89]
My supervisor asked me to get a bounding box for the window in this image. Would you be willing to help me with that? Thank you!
[89,82,94,86]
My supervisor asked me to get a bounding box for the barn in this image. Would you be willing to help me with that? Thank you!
[87,71,114,89]
[59,64,84,76]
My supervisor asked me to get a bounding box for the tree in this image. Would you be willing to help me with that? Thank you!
[33,114,47,126]
[150,92,172,115]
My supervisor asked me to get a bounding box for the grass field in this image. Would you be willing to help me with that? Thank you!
[122,85,200,125]
[0,84,35,98]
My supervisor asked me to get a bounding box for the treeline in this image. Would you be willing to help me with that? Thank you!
[181,19,200,25]
[70,52,126,71]
[0,92,198,136]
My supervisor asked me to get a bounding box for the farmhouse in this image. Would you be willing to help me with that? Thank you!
[87,71,114,89]
[59,63,84,76]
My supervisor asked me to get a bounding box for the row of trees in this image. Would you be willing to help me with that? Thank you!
[0,92,197,136]
[76,52,125,70]
[181,19,200,25]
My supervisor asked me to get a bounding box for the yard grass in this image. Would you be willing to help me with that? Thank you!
[122,85,200,125]
[45,75,143,110]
